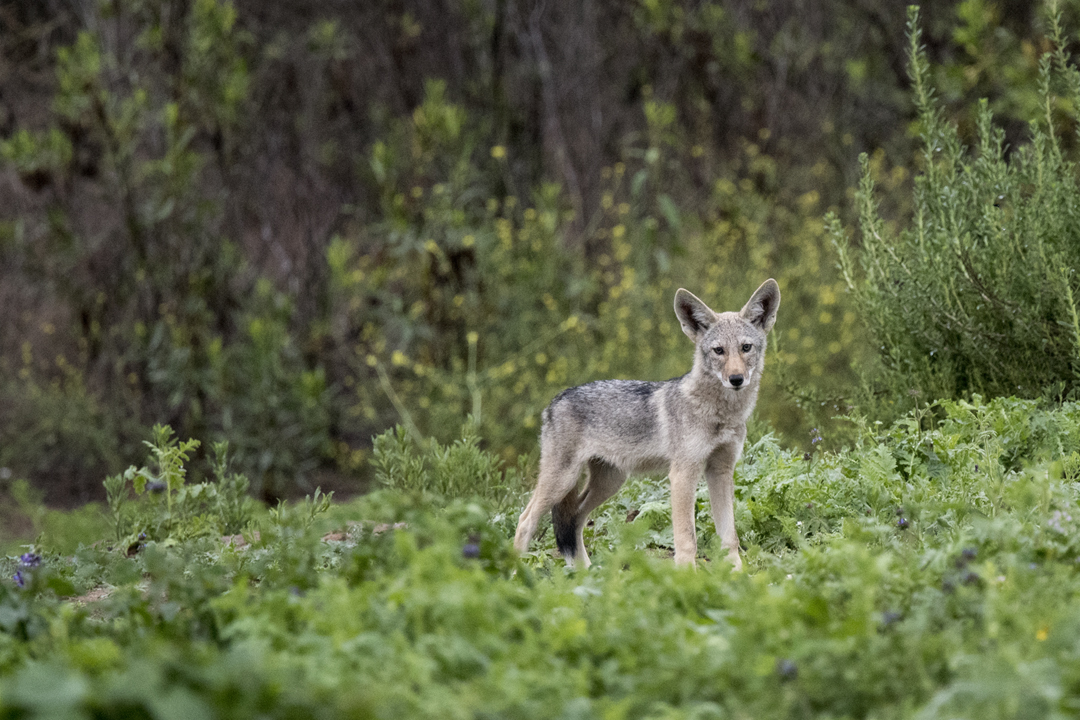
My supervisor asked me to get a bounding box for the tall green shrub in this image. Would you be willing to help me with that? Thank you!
[833,6,1080,408]
[0,0,332,495]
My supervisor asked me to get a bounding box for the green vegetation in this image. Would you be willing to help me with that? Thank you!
[1,0,1069,495]
[834,6,1080,411]
[6,1,1080,717]
[2,397,1080,717]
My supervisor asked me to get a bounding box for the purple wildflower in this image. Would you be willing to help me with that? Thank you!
[12,571,24,588]
[18,553,41,568]
[1048,510,1073,534]
[775,658,798,681]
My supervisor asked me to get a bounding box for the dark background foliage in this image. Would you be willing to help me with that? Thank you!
[0,0,1075,503]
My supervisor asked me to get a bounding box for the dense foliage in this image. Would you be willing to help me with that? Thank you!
[0,0,1069,497]
[835,6,1080,410]
[2,398,1080,717]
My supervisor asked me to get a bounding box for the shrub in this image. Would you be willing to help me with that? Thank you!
[103,424,256,545]
[0,0,333,494]
[333,84,863,460]
[371,422,532,514]
[833,6,1080,411]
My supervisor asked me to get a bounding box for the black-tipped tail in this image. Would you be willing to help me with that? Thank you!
[552,501,577,560]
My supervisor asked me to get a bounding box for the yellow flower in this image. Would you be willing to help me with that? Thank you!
[490,145,506,159]
[1037,627,1049,642]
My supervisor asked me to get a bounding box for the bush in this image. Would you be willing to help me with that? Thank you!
[0,0,333,495]
[333,83,862,460]
[103,425,257,546]
[833,6,1080,411]
[371,422,533,514]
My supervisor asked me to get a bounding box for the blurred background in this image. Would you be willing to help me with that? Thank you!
[0,0,1072,506]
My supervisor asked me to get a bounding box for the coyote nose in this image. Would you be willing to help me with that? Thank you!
[729,374,744,388]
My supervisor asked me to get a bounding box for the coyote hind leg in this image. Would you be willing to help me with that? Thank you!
[556,459,627,568]
[514,453,582,556]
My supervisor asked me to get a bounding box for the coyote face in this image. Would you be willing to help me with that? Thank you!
[677,290,770,391]
[514,279,781,571]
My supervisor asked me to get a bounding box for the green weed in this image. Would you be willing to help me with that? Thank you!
[104,424,256,547]
[3,398,1080,716]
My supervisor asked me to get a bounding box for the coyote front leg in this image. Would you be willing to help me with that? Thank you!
[706,442,743,571]
[669,461,704,567]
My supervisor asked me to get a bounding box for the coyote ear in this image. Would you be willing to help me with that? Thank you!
[674,288,717,341]
[740,279,781,333]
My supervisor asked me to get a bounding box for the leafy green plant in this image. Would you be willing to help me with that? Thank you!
[371,422,532,512]
[5,400,1080,716]
[104,424,255,544]
[209,441,251,535]
[337,114,866,462]
[267,486,333,533]
[833,5,1080,412]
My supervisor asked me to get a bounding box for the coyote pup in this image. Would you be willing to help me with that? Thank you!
[514,279,780,570]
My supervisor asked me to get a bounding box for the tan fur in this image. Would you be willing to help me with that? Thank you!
[514,279,780,570]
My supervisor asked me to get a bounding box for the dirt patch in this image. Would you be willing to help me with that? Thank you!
[68,585,112,604]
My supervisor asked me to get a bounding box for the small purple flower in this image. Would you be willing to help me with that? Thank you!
[775,658,798,681]
[12,571,24,588]
[1048,510,1073,534]
[955,547,977,568]
[897,517,910,530]
[18,553,41,568]
[147,480,167,494]
[462,543,481,559]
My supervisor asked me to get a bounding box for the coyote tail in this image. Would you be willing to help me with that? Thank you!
[552,497,577,560]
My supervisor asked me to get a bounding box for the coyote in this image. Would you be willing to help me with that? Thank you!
[514,279,780,570]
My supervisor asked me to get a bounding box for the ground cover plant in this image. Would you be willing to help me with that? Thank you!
[2,397,1080,718]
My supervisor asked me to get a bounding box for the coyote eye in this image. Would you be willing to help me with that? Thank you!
[741,343,752,352]
[712,347,724,356]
